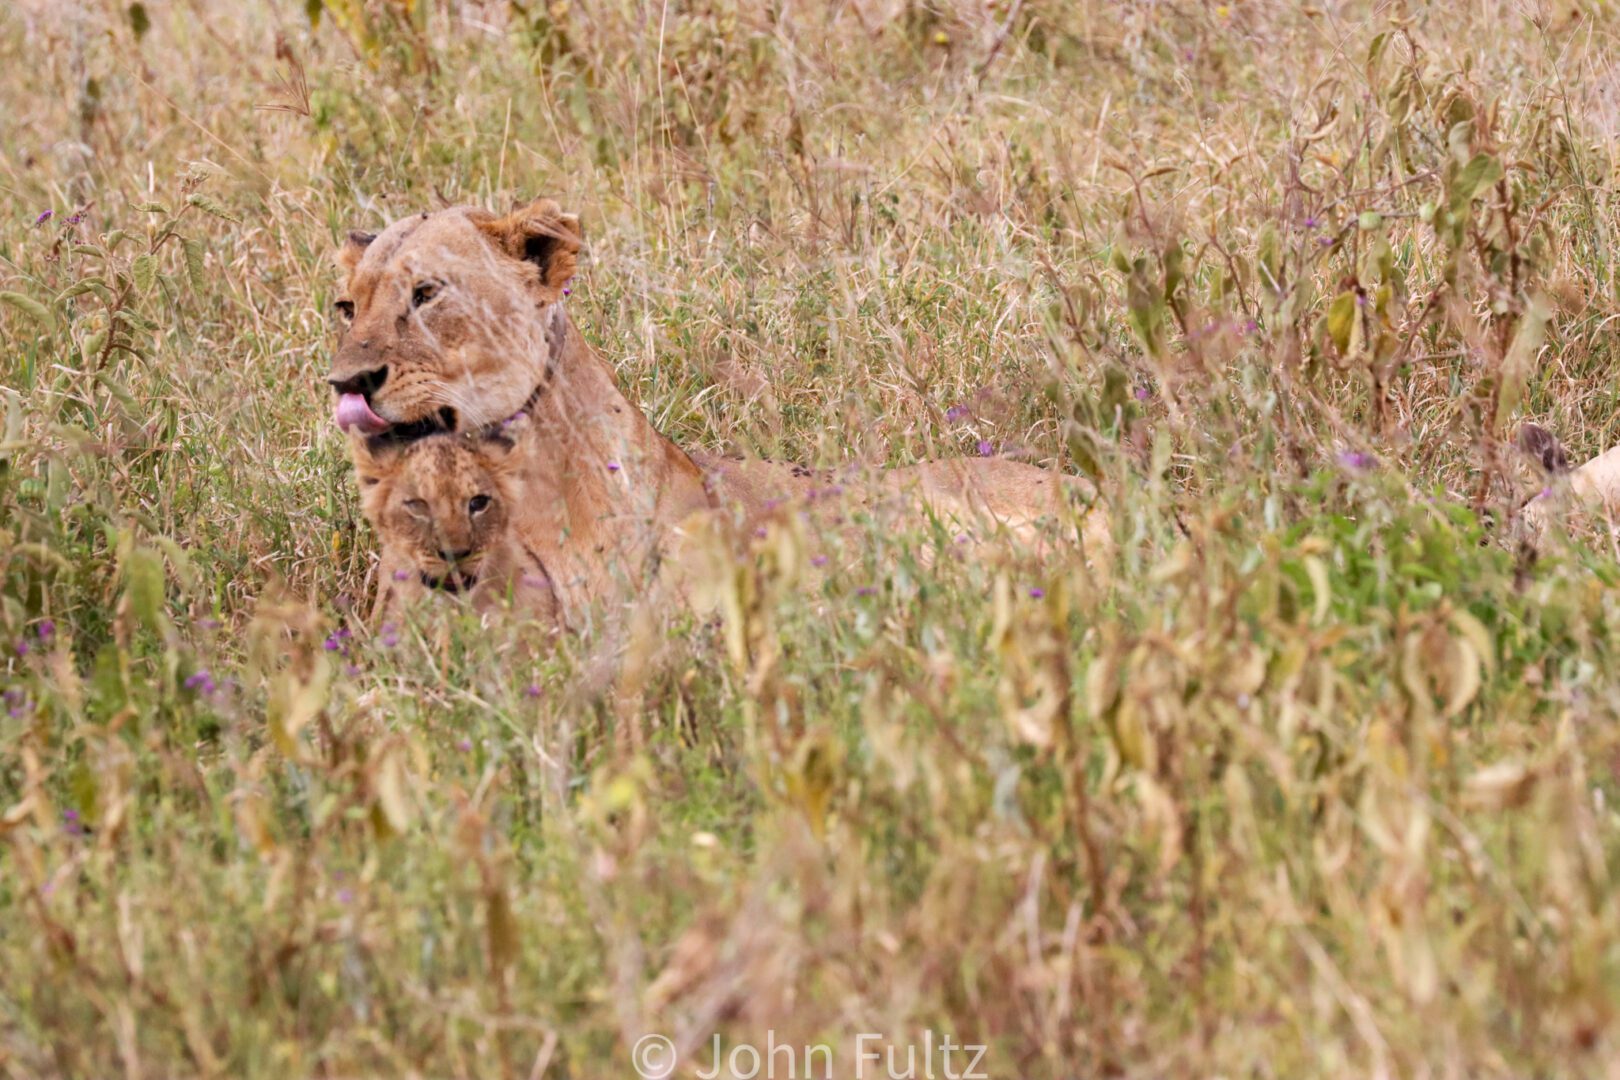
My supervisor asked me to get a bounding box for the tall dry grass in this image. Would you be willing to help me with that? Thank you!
[3,0,1620,1075]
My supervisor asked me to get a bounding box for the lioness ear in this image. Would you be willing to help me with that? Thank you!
[476,198,582,295]
[336,230,377,272]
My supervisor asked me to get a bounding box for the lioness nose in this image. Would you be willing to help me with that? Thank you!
[328,365,388,397]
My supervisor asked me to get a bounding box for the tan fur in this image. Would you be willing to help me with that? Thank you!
[331,199,1110,624]
[1523,438,1620,539]
[353,427,560,625]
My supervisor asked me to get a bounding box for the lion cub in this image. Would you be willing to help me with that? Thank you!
[352,424,559,625]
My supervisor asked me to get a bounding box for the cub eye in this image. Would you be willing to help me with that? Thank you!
[468,494,492,515]
[411,282,439,309]
[403,498,430,517]
[334,299,355,322]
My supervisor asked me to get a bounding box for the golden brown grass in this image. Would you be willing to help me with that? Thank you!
[4,0,1620,1076]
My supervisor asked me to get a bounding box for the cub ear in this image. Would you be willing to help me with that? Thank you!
[336,230,377,272]
[349,431,406,482]
[475,198,582,295]
[476,413,529,458]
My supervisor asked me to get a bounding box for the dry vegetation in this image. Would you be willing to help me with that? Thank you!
[4,0,1620,1075]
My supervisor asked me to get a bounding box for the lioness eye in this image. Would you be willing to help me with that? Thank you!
[468,494,492,515]
[411,282,439,308]
[403,498,429,517]
[334,299,355,321]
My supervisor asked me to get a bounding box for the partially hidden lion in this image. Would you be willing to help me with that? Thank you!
[352,418,559,624]
[328,197,1110,625]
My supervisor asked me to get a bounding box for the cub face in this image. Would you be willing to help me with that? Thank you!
[355,428,520,594]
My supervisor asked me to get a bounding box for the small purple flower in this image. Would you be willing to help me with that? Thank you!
[945,405,969,422]
[1029,587,1045,599]
[1533,486,1553,501]
[195,616,221,631]
[1355,293,1368,308]
[458,738,472,752]
[754,527,768,539]
[1134,386,1152,402]
[1317,235,1333,247]
[811,554,829,567]
[33,209,52,226]
[379,622,400,648]
[344,663,361,677]
[15,640,29,658]
[322,636,341,652]
[1244,319,1259,335]
[337,888,355,904]
[977,440,994,457]
[65,213,82,225]
[607,462,621,472]
[393,569,412,582]
[524,683,541,698]
[1303,216,1319,230]
[955,533,970,545]
[1337,450,1376,472]
[36,620,54,640]
[856,586,877,597]
[63,809,86,836]
[4,687,28,719]
[562,287,572,297]
[184,670,217,695]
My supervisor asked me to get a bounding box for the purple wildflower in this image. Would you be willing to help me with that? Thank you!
[5,687,29,719]
[945,404,969,422]
[458,738,472,752]
[524,683,541,699]
[1244,319,1259,335]
[1134,386,1152,402]
[195,616,221,631]
[1337,450,1376,472]
[15,640,29,658]
[1029,587,1045,599]
[65,213,82,225]
[607,462,621,472]
[811,554,829,567]
[393,569,412,582]
[1317,235,1333,247]
[36,620,54,640]
[344,663,361,677]
[33,209,52,226]
[63,809,86,836]
[379,622,400,648]
[977,440,994,457]
[184,670,217,695]
[337,888,355,904]
[1303,216,1319,229]
[754,527,768,539]
[856,586,878,597]
[955,533,970,544]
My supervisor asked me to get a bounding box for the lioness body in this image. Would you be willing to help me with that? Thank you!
[329,199,1107,623]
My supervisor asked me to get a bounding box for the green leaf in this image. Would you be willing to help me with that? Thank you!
[0,291,56,332]
[134,201,169,215]
[185,193,241,224]
[124,546,168,633]
[132,253,157,293]
[1324,291,1357,354]
[183,237,207,294]
[1453,153,1504,205]
[1358,211,1383,231]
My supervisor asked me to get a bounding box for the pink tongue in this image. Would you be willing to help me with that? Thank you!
[335,393,390,434]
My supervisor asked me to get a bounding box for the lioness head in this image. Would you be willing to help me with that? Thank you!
[329,198,582,434]
[354,427,523,593]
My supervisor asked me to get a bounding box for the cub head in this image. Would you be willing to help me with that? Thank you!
[328,197,582,435]
[353,425,524,593]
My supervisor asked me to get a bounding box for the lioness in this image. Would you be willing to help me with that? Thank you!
[328,197,1108,623]
[354,421,559,624]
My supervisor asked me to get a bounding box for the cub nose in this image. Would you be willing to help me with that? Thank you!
[439,548,474,564]
[328,365,389,397]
